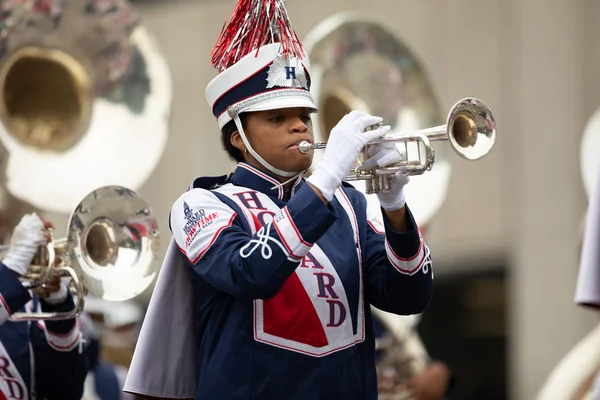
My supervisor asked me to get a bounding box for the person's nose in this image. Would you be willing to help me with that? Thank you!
[290,117,308,133]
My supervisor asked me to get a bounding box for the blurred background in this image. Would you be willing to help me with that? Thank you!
[2,0,599,399]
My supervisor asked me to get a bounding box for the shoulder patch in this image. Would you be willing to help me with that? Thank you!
[171,189,237,264]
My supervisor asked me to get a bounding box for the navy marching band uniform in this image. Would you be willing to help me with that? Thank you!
[168,162,434,399]
[0,263,87,400]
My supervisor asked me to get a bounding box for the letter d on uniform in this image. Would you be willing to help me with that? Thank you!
[326,300,346,327]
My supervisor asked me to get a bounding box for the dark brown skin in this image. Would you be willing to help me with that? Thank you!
[405,361,451,400]
[230,107,315,178]
[230,107,410,232]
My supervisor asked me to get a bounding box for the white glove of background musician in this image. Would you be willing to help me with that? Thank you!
[3,213,68,304]
[3,213,46,276]
[307,111,391,201]
[362,143,410,211]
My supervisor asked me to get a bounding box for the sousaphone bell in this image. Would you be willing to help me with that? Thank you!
[0,0,172,214]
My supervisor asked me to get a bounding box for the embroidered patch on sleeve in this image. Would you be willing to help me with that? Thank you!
[171,190,237,264]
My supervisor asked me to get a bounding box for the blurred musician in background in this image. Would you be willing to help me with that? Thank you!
[79,302,142,400]
[372,225,454,400]
[374,306,453,400]
[0,213,87,400]
[536,136,600,400]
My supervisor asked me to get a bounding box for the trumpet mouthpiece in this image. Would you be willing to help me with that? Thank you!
[298,141,312,154]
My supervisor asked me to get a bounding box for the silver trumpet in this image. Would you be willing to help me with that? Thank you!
[298,98,497,194]
[2,185,160,321]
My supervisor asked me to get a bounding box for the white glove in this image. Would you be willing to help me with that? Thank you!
[3,213,46,276]
[361,142,406,171]
[363,143,410,211]
[307,111,391,201]
[42,277,70,305]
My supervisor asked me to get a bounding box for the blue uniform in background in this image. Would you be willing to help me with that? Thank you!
[0,263,87,400]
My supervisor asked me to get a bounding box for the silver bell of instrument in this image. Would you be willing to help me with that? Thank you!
[3,185,160,321]
[0,0,172,214]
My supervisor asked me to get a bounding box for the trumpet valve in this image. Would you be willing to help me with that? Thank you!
[365,178,375,194]
[363,122,384,132]
[380,175,391,192]
[25,265,45,281]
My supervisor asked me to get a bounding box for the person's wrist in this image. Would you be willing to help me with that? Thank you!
[306,164,341,202]
[377,187,406,211]
[306,182,329,204]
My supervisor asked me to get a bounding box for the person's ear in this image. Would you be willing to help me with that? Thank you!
[231,130,246,153]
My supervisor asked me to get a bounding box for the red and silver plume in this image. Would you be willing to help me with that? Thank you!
[210,0,304,72]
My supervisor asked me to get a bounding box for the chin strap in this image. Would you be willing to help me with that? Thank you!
[233,114,299,178]
[270,170,307,190]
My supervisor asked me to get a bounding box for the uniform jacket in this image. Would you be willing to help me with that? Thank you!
[125,163,434,400]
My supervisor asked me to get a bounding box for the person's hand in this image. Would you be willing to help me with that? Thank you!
[35,274,69,305]
[307,110,390,201]
[405,361,451,400]
[361,142,406,172]
[362,143,410,211]
[3,213,53,276]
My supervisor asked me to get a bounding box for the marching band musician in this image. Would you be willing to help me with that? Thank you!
[371,225,454,400]
[0,213,87,400]
[536,160,600,400]
[79,310,139,400]
[373,311,453,400]
[124,1,433,399]
[572,144,600,400]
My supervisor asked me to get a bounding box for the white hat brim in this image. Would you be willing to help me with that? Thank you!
[217,94,318,127]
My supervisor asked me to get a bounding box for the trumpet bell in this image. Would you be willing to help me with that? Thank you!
[67,185,160,301]
[0,0,172,214]
[447,98,496,161]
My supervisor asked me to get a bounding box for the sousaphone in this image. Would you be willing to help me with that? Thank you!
[581,109,600,199]
[0,0,172,214]
[535,110,600,400]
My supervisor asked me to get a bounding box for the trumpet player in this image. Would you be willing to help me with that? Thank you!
[125,1,433,399]
[0,213,87,400]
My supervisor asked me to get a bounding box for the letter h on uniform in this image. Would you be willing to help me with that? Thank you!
[233,191,267,210]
